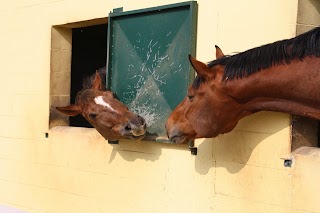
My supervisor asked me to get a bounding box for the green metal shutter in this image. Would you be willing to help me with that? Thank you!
[107,1,198,142]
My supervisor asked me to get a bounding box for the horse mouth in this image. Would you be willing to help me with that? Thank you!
[169,135,189,144]
[123,130,146,140]
[122,122,147,141]
[129,133,145,140]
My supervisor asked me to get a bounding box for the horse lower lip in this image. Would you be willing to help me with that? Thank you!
[129,134,145,140]
[132,129,146,136]
[170,135,183,143]
[132,133,145,137]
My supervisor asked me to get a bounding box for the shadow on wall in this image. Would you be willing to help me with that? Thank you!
[108,113,289,175]
[310,0,320,13]
[108,139,199,163]
[194,138,215,175]
[108,140,163,163]
[49,112,288,175]
[195,112,290,175]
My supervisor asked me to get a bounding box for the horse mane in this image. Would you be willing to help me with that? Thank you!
[75,67,107,103]
[81,66,106,90]
[208,27,320,81]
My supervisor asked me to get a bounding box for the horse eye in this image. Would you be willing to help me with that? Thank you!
[89,113,97,119]
[187,94,194,100]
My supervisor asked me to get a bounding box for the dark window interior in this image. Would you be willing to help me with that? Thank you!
[70,24,108,127]
[291,116,320,151]
[318,123,320,147]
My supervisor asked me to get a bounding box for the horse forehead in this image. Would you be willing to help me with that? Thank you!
[94,96,117,112]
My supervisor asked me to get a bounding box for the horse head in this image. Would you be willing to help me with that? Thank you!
[167,28,320,144]
[56,71,146,141]
[166,46,243,144]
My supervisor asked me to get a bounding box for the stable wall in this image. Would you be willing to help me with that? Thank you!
[0,0,319,212]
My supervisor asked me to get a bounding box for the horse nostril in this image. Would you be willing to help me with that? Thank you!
[125,124,132,131]
[137,115,146,126]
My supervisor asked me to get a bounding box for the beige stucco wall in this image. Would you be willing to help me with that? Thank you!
[0,0,319,212]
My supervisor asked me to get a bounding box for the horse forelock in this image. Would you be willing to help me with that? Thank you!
[82,66,107,90]
[192,75,204,89]
[75,89,94,104]
[207,27,320,81]
[75,67,108,103]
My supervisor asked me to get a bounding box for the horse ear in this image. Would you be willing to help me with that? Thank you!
[189,55,213,79]
[215,45,225,59]
[92,71,102,91]
[56,105,80,116]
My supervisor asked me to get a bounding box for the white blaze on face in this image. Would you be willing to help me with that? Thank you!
[94,96,117,113]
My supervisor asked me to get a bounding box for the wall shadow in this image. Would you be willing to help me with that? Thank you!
[108,140,162,163]
[310,0,320,13]
[108,139,191,163]
[194,112,290,175]
[194,138,215,175]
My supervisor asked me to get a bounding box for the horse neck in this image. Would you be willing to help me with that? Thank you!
[222,57,320,120]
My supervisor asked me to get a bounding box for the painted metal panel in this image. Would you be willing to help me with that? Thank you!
[107,1,197,142]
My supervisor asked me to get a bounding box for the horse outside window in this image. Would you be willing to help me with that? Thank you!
[166,27,320,144]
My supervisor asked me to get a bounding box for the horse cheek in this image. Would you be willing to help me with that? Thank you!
[187,106,218,138]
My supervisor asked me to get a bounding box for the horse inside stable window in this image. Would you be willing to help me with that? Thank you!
[51,23,146,141]
[70,24,108,127]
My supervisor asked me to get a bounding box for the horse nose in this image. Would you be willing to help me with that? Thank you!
[124,115,146,136]
[126,115,145,127]
[166,130,175,142]
[137,115,146,126]
[165,121,174,139]
[165,125,174,140]
[166,124,184,144]
[167,132,178,143]
[165,124,170,138]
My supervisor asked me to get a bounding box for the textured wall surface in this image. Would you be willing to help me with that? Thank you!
[1,0,319,213]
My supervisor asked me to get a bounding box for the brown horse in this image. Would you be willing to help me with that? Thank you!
[166,27,320,144]
[56,67,147,141]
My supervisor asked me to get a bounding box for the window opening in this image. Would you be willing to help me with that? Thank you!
[70,24,108,127]
[291,116,319,151]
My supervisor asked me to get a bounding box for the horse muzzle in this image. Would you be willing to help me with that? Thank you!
[122,115,147,139]
[167,129,190,144]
